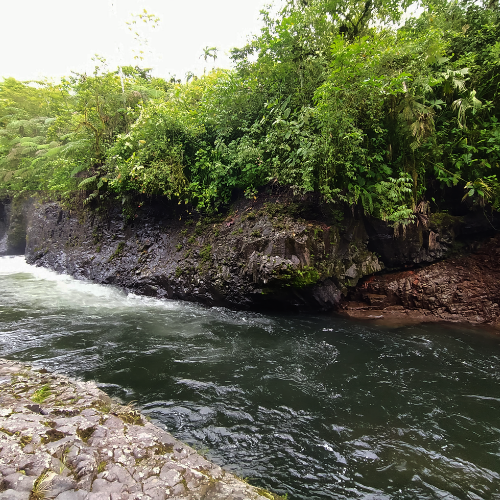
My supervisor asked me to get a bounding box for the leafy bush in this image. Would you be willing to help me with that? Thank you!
[1,1,499,223]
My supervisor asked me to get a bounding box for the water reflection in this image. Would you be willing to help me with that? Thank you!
[0,256,499,499]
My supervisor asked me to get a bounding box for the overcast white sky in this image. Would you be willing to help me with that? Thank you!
[0,0,278,82]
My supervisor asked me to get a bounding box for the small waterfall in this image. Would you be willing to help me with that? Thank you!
[0,233,7,255]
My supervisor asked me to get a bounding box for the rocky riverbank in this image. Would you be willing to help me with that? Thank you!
[340,234,500,328]
[23,196,384,312]
[0,358,282,500]
[2,194,500,327]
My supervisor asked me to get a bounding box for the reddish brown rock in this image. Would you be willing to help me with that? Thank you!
[340,235,500,328]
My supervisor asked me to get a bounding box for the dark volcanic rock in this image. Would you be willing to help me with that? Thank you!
[0,199,8,254]
[0,197,30,256]
[364,210,500,268]
[25,198,382,312]
[15,195,500,323]
[364,215,453,268]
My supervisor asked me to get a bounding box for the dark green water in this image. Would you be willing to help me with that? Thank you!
[0,256,499,499]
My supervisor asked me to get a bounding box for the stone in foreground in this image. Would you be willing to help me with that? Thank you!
[0,359,278,500]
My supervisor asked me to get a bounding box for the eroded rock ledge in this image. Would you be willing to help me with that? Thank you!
[24,198,384,312]
[341,235,500,328]
[0,359,281,500]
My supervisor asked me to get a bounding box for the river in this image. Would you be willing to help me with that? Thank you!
[0,255,499,499]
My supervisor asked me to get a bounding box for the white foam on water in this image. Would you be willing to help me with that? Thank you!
[0,256,275,332]
[0,256,190,314]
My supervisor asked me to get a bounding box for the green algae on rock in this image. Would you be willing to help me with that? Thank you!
[0,358,283,500]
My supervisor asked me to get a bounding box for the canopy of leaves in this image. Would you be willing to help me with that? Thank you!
[1,0,499,224]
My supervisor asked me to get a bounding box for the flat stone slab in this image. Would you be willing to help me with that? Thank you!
[0,358,278,500]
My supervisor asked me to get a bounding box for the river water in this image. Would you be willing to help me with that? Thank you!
[0,256,499,499]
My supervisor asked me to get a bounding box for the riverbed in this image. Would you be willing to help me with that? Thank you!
[0,256,499,499]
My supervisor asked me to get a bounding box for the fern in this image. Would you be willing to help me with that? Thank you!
[452,90,482,129]
[83,191,98,206]
[70,163,89,177]
[61,139,91,156]
[44,146,62,158]
[78,175,97,190]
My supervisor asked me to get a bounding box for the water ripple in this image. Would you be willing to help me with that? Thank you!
[0,256,500,499]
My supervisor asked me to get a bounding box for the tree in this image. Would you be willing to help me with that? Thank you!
[200,46,218,74]
[201,46,218,63]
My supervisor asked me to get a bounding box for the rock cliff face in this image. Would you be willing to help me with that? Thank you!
[2,193,497,324]
[365,210,500,268]
[341,235,500,327]
[0,198,28,256]
[0,199,8,254]
[24,197,383,311]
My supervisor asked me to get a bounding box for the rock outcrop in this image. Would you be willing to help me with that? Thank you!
[341,235,500,327]
[0,198,29,256]
[0,358,282,500]
[24,197,383,311]
[365,210,500,268]
[0,192,497,325]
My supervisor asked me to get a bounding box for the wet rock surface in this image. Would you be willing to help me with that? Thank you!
[341,235,500,328]
[364,211,500,268]
[3,193,498,323]
[24,198,382,312]
[0,199,28,257]
[0,200,7,255]
[0,359,278,500]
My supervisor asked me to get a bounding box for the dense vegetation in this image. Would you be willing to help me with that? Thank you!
[1,0,499,226]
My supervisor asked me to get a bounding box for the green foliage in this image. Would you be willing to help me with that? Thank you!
[275,265,320,288]
[108,241,125,262]
[255,487,288,500]
[200,244,212,263]
[31,384,51,403]
[0,59,168,200]
[1,1,500,223]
